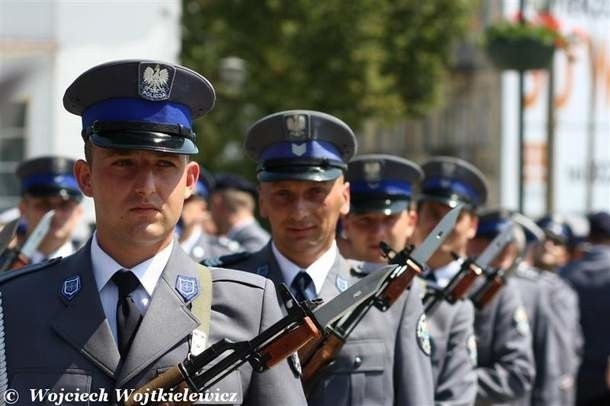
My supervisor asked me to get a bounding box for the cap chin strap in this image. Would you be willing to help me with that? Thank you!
[82,120,196,142]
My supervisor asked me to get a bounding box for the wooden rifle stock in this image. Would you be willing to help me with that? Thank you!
[471,271,505,310]
[299,333,345,396]
[445,261,482,303]
[124,366,188,406]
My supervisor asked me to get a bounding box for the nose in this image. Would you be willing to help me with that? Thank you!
[134,168,156,196]
[292,196,310,220]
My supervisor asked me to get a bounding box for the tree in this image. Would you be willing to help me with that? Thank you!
[182,0,474,174]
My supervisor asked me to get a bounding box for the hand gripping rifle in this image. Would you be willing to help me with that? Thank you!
[298,204,463,396]
[423,222,515,314]
[125,245,416,406]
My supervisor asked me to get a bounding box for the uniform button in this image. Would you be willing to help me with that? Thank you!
[353,355,363,368]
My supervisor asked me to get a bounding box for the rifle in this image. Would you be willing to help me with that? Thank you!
[298,204,463,396]
[423,222,515,314]
[126,249,411,406]
[0,210,54,272]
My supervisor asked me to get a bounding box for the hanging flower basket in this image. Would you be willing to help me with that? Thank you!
[484,12,565,71]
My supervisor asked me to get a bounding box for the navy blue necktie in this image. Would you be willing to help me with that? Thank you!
[112,270,143,357]
[291,271,315,302]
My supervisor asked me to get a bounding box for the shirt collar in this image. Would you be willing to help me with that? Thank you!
[431,259,463,288]
[272,241,337,295]
[91,231,174,296]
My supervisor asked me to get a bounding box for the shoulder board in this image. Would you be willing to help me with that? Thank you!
[0,257,62,285]
[201,251,251,268]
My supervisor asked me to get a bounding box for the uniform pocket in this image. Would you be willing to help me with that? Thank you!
[9,368,92,405]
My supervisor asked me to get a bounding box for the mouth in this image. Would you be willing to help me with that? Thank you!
[287,225,316,234]
[130,204,161,213]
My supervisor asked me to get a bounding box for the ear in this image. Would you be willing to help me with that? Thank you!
[339,180,350,216]
[184,161,200,199]
[74,159,93,197]
[466,213,479,240]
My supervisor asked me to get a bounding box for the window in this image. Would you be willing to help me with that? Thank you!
[0,102,27,211]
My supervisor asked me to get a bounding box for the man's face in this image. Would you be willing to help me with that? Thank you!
[75,146,198,249]
[343,209,417,263]
[181,196,208,229]
[19,195,83,240]
[258,177,349,266]
[533,238,569,270]
[414,201,478,262]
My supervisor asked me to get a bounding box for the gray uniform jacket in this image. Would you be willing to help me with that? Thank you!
[228,221,270,253]
[538,269,582,406]
[473,280,535,406]
[509,267,562,406]
[0,240,306,405]
[184,231,242,263]
[423,277,478,406]
[560,245,610,404]
[225,243,435,406]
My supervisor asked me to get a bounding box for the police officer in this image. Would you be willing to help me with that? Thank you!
[412,156,483,405]
[0,60,306,404]
[210,111,434,406]
[413,163,538,406]
[470,209,562,406]
[561,211,610,406]
[210,173,270,252]
[15,156,85,263]
[179,169,243,262]
[341,154,421,263]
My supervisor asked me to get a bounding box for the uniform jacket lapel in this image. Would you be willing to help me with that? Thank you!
[51,240,121,379]
[319,253,352,301]
[116,244,199,387]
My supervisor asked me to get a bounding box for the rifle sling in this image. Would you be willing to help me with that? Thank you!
[191,264,213,355]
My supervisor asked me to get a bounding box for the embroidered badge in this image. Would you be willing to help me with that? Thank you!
[291,143,307,157]
[513,306,530,336]
[336,275,349,292]
[467,334,478,365]
[441,161,456,177]
[416,313,431,356]
[363,160,382,186]
[288,352,302,378]
[256,265,269,278]
[284,114,308,138]
[61,275,81,301]
[138,63,175,101]
[176,275,199,302]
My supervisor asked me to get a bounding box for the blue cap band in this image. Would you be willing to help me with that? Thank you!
[422,177,480,205]
[22,173,79,192]
[82,98,192,129]
[350,180,412,197]
[260,140,343,162]
[477,218,511,238]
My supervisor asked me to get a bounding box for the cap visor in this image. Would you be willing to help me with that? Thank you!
[258,167,343,182]
[89,131,198,155]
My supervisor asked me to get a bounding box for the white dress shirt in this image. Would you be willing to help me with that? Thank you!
[91,232,173,343]
[431,259,463,288]
[272,241,338,296]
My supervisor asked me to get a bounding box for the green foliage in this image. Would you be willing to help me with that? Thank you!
[182,0,474,174]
